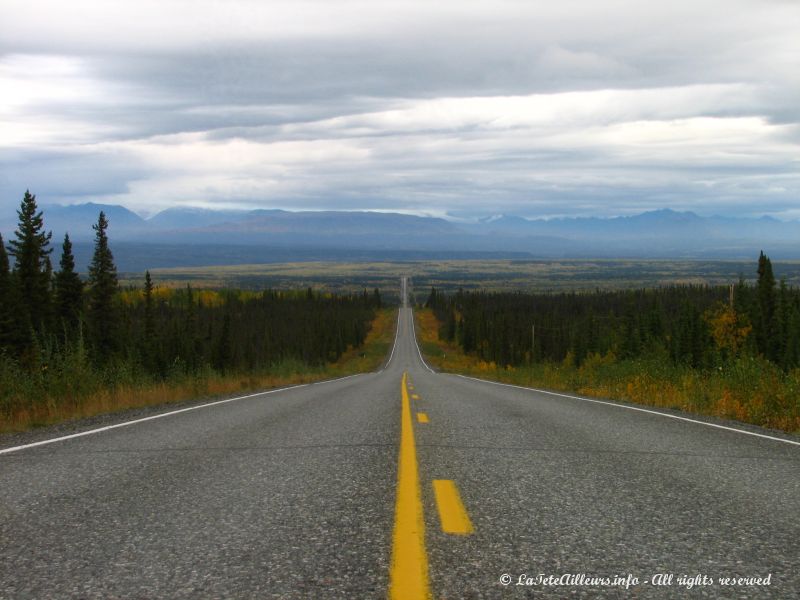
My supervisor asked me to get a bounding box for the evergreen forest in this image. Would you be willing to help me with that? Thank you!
[426,253,800,371]
[421,257,800,432]
[0,192,382,428]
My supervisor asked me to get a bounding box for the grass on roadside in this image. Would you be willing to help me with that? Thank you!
[0,308,398,433]
[414,308,800,434]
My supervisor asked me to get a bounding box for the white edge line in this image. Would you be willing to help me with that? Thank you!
[451,373,800,447]
[380,308,402,372]
[410,307,435,374]
[310,373,363,385]
[0,372,369,456]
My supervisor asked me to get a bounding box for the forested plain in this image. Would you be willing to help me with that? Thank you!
[137,258,800,298]
[421,257,800,432]
[0,192,384,431]
[3,190,799,434]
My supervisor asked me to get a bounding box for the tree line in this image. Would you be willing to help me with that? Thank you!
[426,252,800,372]
[0,191,382,379]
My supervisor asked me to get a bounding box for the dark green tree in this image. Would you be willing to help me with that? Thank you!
[213,312,232,374]
[733,276,756,356]
[784,305,800,369]
[620,309,641,359]
[426,286,439,308]
[144,271,155,341]
[776,278,790,367]
[442,309,457,342]
[0,234,17,351]
[7,190,53,336]
[182,284,199,371]
[756,251,777,360]
[140,270,158,371]
[86,211,119,360]
[54,233,84,333]
[0,236,8,316]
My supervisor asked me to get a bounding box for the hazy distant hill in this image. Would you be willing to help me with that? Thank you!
[0,203,147,241]
[146,207,251,231]
[195,209,458,235]
[2,204,800,269]
[466,209,799,242]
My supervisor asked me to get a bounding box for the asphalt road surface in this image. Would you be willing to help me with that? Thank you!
[1,284,799,598]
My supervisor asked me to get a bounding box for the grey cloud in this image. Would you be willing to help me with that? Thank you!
[1,146,145,193]
[1,0,799,220]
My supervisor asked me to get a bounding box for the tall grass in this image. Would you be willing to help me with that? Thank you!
[415,309,800,434]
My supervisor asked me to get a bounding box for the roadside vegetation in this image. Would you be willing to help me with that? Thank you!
[0,192,393,432]
[418,259,800,434]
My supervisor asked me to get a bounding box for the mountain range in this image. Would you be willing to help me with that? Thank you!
[2,204,799,270]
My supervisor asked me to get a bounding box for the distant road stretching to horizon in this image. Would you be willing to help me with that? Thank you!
[1,279,798,598]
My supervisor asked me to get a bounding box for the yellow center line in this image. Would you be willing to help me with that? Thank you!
[417,412,429,423]
[432,480,474,535]
[389,372,432,599]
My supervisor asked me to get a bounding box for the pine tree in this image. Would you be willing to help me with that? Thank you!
[443,309,457,341]
[8,190,53,336]
[144,271,155,340]
[54,233,84,333]
[776,278,790,367]
[0,234,16,351]
[213,312,232,374]
[733,276,756,355]
[426,287,438,308]
[620,309,641,359]
[784,305,800,369]
[183,284,198,370]
[0,236,8,303]
[87,211,119,360]
[756,251,777,360]
[0,235,8,297]
[141,270,157,371]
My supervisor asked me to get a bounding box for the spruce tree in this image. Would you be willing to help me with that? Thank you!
[8,190,53,336]
[183,284,198,371]
[0,234,15,351]
[54,233,84,333]
[213,312,232,374]
[426,286,438,308]
[0,236,28,354]
[733,276,756,355]
[621,309,641,360]
[776,278,790,367]
[0,234,8,306]
[87,211,119,360]
[444,309,457,341]
[785,305,800,369]
[144,270,155,341]
[141,270,157,372]
[756,251,777,360]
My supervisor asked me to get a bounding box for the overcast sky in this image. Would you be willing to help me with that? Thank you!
[1,0,799,220]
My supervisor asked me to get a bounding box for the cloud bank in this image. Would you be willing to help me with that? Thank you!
[1,0,798,218]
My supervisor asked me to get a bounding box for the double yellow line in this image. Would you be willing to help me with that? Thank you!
[389,372,431,599]
[390,372,473,599]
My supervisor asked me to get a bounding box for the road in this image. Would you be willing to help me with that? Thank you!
[1,279,799,598]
